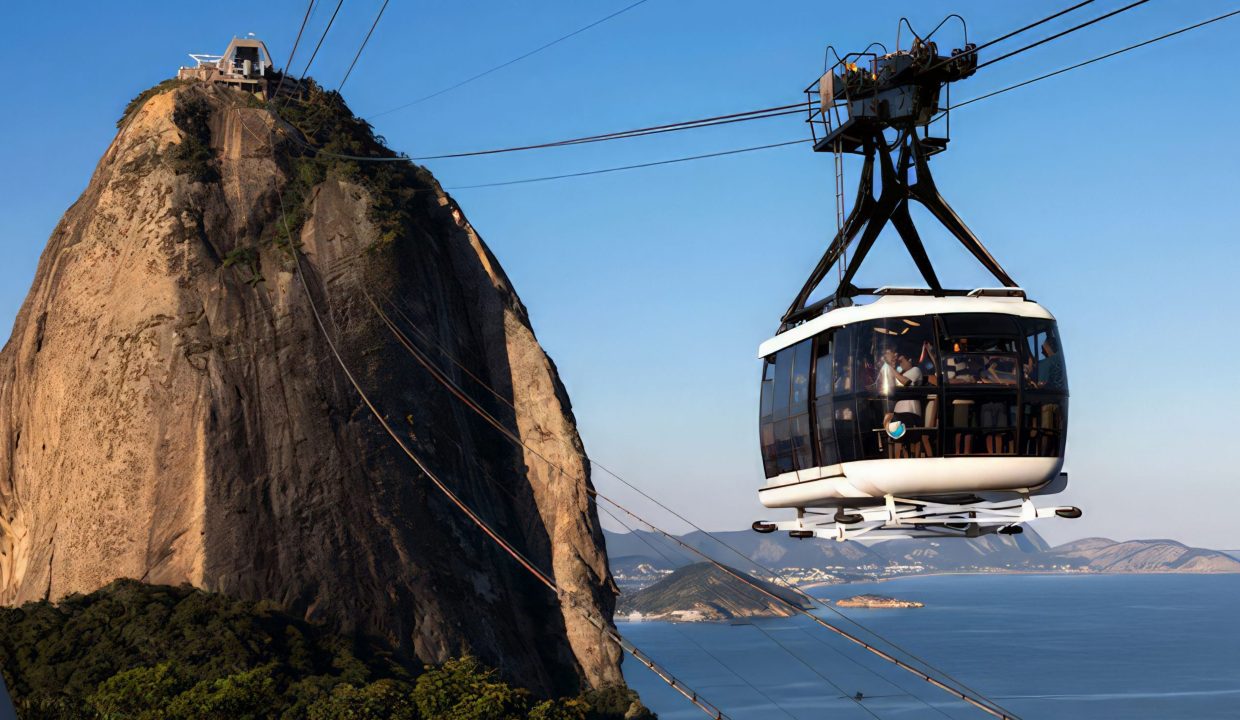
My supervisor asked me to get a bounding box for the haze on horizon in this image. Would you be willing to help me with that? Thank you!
[2,0,1237,549]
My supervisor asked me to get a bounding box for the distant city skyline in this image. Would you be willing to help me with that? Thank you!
[3,0,1238,548]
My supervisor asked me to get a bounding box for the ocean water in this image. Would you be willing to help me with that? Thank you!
[620,574,1240,719]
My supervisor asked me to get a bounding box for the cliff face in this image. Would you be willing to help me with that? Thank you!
[0,81,622,695]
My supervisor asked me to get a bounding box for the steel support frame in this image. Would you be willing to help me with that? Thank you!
[782,128,1018,325]
[767,494,1076,542]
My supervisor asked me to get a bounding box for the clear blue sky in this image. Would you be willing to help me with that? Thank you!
[3,1,1238,548]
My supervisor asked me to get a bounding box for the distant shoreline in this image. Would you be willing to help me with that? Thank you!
[802,569,1240,591]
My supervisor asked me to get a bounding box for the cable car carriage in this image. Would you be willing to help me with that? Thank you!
[753,38,1080,541]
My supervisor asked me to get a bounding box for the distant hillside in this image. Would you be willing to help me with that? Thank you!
[1047,538,1240,573]
[617,563,811,621]
[604,528,1240,583]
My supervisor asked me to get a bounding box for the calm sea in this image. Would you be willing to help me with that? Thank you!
[620,574,1240,719]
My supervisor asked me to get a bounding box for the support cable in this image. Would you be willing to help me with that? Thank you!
[928,0,1098,70]
[375,294,1000,713]
[272,103,803,163]
[599,506,886,720]
[263,156,730,720]
[366,294,1018,719]
[597,502,956,720]
[281,0,347,107]
[976,0,1151,69]
[409,104,804,160]
[273,0,318,101]
[948,7,1240,111]
[369,0,654,116]
[339,0,390,91]
[445,139,808,189]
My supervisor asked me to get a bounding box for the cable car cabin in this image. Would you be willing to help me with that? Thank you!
[757,290,1067,511]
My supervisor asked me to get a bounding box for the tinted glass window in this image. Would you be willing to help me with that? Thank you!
[939,314,1020,353]
[759,358,776,421]
[760,422,778,477]
[789,341,812,415]
[813,333,832,398]
[773,419,793,474]
[947,394,1017,455]
[834,400,859,463]
[940,314,1020,387]
[858,315,937,391]
[832,326,856,394]
[1023,397,1067,457]
[772,348,792,420]
[1022,319,1068,392]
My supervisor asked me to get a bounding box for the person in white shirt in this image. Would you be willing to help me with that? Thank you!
[892,355,924,423]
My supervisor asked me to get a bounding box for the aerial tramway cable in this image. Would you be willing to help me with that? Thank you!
[372,289,1005,715]
[975,0,1152,69]
[945,7,1240,113]
[368,0,655,116]
[598,504,961,719]
[338,0,390,91]
[272,0,318,101]
[280,0,347,108]
[274,187,733,720]
[371,292,1007,716]
[364,293,1020,720]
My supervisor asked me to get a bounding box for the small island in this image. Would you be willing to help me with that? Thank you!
[835,594,924,609]
[617,562,813,622]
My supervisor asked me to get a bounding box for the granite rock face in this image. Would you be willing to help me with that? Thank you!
[0,82,622,696]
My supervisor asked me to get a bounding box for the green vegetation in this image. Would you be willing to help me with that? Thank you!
[223,246,264,286]
[0,580,652,720]
[273,80,438,251]
[170,91,220,183]
[117,79,186,129]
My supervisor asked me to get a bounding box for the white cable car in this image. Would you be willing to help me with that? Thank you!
[754,37,1080,541]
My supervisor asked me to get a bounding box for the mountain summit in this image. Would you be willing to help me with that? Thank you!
[0,79,620,695]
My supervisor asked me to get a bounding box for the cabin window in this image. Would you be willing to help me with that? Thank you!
[1023,397,1066,457]
[787,340,814,471]
[1022,319,1068,392]
[853,316,939,459]
[813,333,839,466]
[759,339,814,477]
[759,358,776,421]
[946,394,1018,456]
[759,358,778,477]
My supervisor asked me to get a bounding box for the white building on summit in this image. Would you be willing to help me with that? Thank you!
[178,35,274,97]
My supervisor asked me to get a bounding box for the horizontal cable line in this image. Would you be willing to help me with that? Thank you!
[976,0,1151,69]
[410,102,805,159]
[368,0,654,117]
[445,139,808,189]
[926,0,1097,71]
[948,7,1240,112]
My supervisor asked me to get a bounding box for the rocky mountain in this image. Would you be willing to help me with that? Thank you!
[606,528,1240,581]
[617,563,811,621]
[0,79,621,696]
[1047,538,1240,573]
